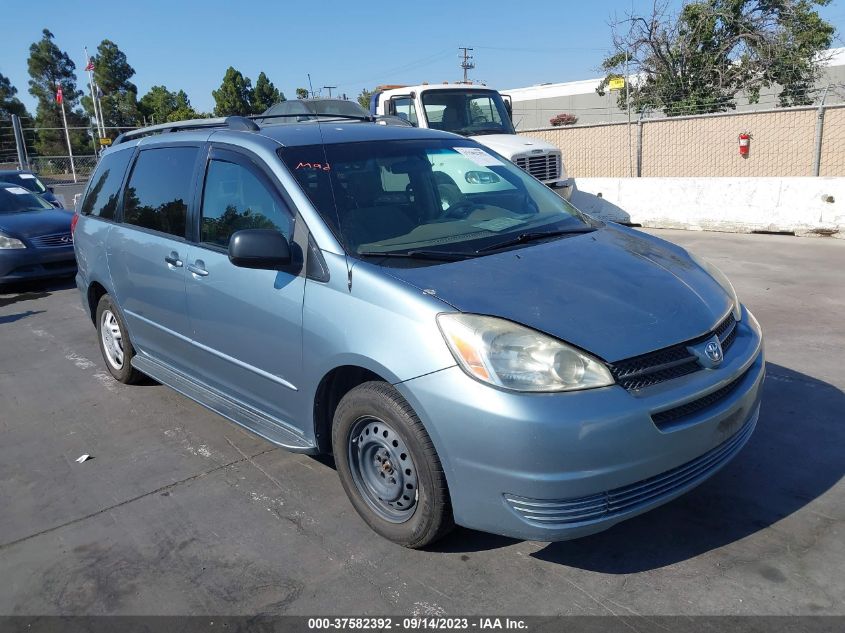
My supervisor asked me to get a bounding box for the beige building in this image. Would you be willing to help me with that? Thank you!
[506,48,845,130]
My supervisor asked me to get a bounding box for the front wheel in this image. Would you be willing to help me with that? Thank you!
[332,381,453,548]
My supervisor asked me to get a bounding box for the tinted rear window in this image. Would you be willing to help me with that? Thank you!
[80,148,134,219]
[123,147,198,237]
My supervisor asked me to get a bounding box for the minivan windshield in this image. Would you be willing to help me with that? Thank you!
[280,139,592,258]
[421,90,515,136]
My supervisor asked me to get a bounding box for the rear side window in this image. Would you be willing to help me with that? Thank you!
[123,147,198,237]
[200,159,292,248]
[80,148,133,219]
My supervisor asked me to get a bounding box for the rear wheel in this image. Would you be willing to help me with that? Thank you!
[95,294,143,384]
[332,381,453,548]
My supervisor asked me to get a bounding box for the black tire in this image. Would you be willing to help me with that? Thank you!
[95,294,143,384]
[332,381,454,548]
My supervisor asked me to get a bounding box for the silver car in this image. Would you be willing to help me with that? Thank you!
[73,115,764,548]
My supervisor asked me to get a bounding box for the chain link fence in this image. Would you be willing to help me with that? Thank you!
[0,116,138,184]
[519,102,845,179]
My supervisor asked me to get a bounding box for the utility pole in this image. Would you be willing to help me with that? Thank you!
[459,47,475,84]
[323,86,337,98]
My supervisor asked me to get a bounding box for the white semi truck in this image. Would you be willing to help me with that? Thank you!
[370,84,571,199]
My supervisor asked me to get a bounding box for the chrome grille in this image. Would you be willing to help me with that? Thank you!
[30,232,73,248]
[513,153,560,181]
[505,415,756,527]
[608,313,738,391]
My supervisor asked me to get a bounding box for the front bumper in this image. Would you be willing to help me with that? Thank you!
[396,306,764,541]
[0,245,76,283]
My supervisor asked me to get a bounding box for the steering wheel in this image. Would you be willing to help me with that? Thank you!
[440,199,479,221]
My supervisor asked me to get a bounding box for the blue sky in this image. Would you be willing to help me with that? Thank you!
[3,0,843,114]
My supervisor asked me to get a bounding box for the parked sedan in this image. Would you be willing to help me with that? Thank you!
[0,170,64,208]
[0,183,76,285]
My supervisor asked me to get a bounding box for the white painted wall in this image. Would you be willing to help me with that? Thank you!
[570,177,844,238]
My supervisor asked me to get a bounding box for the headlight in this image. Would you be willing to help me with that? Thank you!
[688,252,741,321]
[437,313,614,392]
[0,233,26,249]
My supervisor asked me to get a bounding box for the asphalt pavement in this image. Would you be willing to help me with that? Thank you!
[0,228,842,616]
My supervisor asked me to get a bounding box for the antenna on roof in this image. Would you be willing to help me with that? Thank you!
[459,47,475,84]
[307,73,315,98]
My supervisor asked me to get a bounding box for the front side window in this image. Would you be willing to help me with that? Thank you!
[80,148,134,219]
[280,139,590,258]
[123,147,198,237]
[199,159,292,248]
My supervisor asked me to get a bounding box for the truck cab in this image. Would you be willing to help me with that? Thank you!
[370,84,571,198]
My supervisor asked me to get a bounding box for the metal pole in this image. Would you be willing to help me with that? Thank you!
[58,91,77,183]
[636,109,646,178]
[812,85,830,177]
[11,114,27,170]
[84,47,104,141]
[626,51,633,177]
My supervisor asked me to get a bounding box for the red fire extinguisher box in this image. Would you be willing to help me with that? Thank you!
[739,133,751,158]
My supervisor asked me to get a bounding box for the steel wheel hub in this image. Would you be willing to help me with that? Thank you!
[348,417,418,523]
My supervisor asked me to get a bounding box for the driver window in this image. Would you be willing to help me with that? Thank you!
[200,159,292,248]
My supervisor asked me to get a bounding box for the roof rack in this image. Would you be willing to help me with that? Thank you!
[112,112,377,146]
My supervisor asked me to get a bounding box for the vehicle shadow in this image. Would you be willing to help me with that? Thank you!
[0,309,46,324]
[0,276,77,308]
[569,185,634,225]
[434,363,844,570]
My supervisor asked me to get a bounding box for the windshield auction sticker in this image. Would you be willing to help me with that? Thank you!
[19,174,36,179]
[453,147,503,167]
[4,186,30,195]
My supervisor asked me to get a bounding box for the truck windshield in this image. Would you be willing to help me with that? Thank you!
[421,90,515,136]
[279,139,590,259]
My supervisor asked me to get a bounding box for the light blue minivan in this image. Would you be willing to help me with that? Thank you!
[73,114,764,548]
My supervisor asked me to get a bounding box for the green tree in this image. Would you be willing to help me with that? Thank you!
[1,73,30,163]
[597,0,836,116]
[357,88,372,110]
[27,29,89,155]
[295,87,309,100]
[252,71,283,113]
[138,86,203,123]
[0,73,29,118]
[212,67,254,116]
[81,39,141,134]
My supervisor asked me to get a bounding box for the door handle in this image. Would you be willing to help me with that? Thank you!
[164,252,183,267]
[187,261,209,277]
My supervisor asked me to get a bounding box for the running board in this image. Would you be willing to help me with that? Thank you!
[132,354,316,453]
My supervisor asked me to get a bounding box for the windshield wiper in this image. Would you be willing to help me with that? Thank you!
[357,249,473,261]
[475,227,596,253]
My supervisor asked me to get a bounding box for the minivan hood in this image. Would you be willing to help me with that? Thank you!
[0,208,74,239]
[470,134,560,159]
[385,225,732,362]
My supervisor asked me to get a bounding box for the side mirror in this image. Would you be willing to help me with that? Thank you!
[48,186,55,193]
[502,95,513,120]
[228,229,291,270]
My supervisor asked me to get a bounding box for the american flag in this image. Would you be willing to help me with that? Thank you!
[85,58,95,72]
[55,86,63,104]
